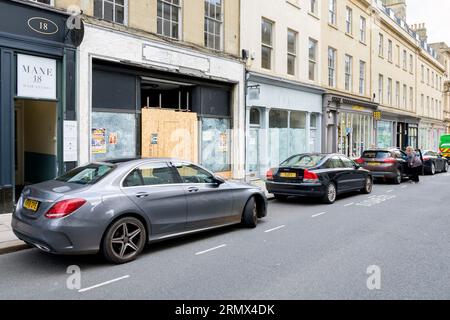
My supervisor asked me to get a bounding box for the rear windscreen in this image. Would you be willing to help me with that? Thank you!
[56,164,115,185]
[362,151,391,159]
[281,155,326,168]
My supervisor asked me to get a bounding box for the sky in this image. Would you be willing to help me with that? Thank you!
[407,0,450,45]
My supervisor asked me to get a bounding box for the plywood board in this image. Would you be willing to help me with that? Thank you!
[142,108,198,163]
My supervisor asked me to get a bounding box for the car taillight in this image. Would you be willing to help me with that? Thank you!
[355,158,365,164]
[303,169,319,183]
[45,199,87,219]
[266,168,274,180]
[423,156,430,161]
[383,157,397,163]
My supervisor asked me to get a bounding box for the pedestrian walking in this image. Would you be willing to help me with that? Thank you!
[405,146,423,183]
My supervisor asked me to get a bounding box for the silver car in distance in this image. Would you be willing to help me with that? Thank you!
[12,158,267,264]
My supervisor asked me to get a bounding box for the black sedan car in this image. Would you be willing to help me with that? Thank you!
[421,150,449,175]
[265,153,373,204]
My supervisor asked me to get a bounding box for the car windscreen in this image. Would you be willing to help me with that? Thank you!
[280,155,326,168]
[56,164,115,185]
[362,151,391,159]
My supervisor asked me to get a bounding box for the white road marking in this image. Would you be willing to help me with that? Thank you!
[311,212,326,218]
[344,202,354,207]
[264,225,286,233]
[78,275,130,293]
[401,185,408,189]
[195,244,227,256]
[368,195,377,198]
[386,190,394,193]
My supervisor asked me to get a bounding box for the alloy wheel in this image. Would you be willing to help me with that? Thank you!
[252,201,258,225]
[431,163,436,175]
[328,184,337,203]
[110,222,144,260]
[366,177,373,193]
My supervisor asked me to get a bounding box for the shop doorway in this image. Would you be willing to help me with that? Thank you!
[14,99,57,197]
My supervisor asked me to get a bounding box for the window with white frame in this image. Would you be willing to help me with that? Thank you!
[378,74,384,103]
[432,71,435,88]
[261,19,273,70]
[94,0,126,24]
[328,47,336,87]
[157,0,181,39]
[359,60,365,95]
[329,0,336,25]
[379,33,384,57]
[409,87,414,111]
[359,17,366,43]
[204,0,222,50]
[395,81,400,107]
[402,50,407,70]
[388,40,393,62]
[387,78,392,106]
[345,54,353,91]
[345,7,352,34]
[287,29,297,76]
[421,94,424,114]
[308,38,318,81]
[427,68,430,85]
[409,54,413,73]
[427,96,430,115]
[310,0,317,15]
[403,84,407,108]
[421,65,425,82]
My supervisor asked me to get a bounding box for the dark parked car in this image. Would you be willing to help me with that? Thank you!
[421,150,449,175]
[12,158,267,264]
[265,153,373,204]
[355,148,409,184]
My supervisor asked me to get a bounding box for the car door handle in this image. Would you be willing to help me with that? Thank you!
[135,192,150,198]
[187,187,199,193]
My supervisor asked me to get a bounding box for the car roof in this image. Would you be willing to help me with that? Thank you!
[96,157,186,166]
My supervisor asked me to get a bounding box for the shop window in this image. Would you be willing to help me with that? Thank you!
[310,113,318,152]
[377,121,393,148]
[94,0,126,24]
[201,118,231,173]
[269,110,288,128]
[250,108,261,126]
[91,112,137,162]
[269,110,289,166]
[157,0,181,39]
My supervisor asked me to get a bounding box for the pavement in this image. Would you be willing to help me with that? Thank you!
[0,172,450,299]
[0,213,28,255]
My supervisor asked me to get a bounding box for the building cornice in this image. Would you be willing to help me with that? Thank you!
[247,72,325,95]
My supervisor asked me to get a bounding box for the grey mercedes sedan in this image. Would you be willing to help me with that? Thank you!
[12,158,267,264]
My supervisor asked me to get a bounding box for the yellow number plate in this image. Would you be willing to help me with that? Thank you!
[368,162,380,166]
[23,199,39,212]
[280,172,297,178]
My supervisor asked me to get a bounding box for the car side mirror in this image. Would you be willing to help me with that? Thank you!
[213,176,226,185]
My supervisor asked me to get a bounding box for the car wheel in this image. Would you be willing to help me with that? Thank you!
[443,162,449,173]
[273,194,288,201]
[102,217,147,264]
[322,182,337,204]
[393,169,402,184]
[242,196,258,228]
[361,176,373,194]
[430,163,436,175]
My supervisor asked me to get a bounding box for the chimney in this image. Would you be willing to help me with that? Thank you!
[411,23,428,42]
[381,0,407,20]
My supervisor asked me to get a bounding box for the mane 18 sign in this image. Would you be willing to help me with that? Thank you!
[17,54,56,100]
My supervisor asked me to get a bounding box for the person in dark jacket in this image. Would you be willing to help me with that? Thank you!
[406,146,423,183]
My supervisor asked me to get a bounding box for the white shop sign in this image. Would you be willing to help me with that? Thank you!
[17,54,57,100]
[63,121,78,162]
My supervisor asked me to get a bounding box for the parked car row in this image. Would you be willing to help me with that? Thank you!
[11,149,447,264]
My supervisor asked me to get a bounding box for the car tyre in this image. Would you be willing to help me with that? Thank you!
[443,162,449,173]
[393,169,402,184]
[361,176,373,194]
[322,182,337,204]
[102,217,147,264]
[430,162,436,175]
[242,197,258,228]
